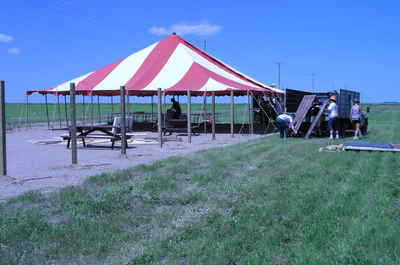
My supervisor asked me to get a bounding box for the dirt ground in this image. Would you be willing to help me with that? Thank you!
[0,125,271,201]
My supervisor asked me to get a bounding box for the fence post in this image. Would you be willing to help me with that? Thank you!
[212,91,216,140]
[0,81,7,175]
[157,89,163,148]
[70,83,77,165]
[120,86,127,156]
[187,90,192,143]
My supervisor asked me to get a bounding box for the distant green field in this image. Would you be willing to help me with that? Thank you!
[1,104,399,264]
[6,102,251,128]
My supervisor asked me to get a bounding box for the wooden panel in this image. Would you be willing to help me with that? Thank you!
[305,99,329,138]
[292,95,316,134]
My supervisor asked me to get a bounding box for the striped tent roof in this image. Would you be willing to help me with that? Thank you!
[29,34,283,96]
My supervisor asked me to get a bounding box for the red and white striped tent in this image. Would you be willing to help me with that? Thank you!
[28,33,282,97]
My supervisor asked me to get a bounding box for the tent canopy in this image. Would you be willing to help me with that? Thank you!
[28,33,283,97]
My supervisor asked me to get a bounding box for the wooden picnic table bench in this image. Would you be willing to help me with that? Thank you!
[63,124,133,149]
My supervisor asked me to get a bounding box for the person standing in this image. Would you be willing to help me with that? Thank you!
[276,113,294,138]
[351,99,362,139]
[327,95,339,139]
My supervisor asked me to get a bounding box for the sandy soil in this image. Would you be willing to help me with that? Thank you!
[0,126,271,201]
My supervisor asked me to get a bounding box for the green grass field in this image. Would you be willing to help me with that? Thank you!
[6,102,251,128]
[1,104,399,264]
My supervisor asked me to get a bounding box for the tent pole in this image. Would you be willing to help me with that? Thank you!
[0,81,7,175]
[250,91,254,135]
[90,95,94,125]
[57,94,62,128]
[203,91,207,134]
[26,94,31,128]
[157,89,163,148]
[70,83,77,165]
[64,95,69,127]
[230,91,234,137]
[97,95,101,123]
[127,95,130,114]
[212,91,216,140]
[82,95,85,125]
[187,90,191,143]
[151,95,154,122]
[45,94,50,129]
[111,96,114,113]
[120,86,127,157]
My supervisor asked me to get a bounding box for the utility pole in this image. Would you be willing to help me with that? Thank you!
[203,40,207,52]
[275,62,284,91]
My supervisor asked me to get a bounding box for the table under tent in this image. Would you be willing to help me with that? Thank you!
[26,33,283,143]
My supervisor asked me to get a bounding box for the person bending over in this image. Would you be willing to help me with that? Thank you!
[276,113,294,138]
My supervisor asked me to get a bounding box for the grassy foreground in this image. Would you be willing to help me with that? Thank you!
[1,104,400,265]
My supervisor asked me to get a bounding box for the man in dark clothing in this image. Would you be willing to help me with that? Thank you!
[170,98,181,119]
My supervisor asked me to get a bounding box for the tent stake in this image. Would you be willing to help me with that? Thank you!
[157,89,163,148]
[120,86,127,156]
[187,90,191,143]
[69,83,77,165]
[212,91,216,140]
[45,94,50,129]
[0,81,7,175]
[230,91,234,137]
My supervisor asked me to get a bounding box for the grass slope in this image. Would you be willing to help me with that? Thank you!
[1,104,400,265]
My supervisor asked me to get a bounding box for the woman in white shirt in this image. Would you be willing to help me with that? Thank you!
[327,95,339,139]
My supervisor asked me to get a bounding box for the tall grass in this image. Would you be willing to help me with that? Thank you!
[0,104,399,265]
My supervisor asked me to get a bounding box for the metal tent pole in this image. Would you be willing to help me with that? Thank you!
[157,89,163,148]
[0,81,7,175]
[187,90,192,143]
[90,95,94,125]
[57,95,62,128]
[151,95,154,122]
[230,91,234,137]
[97,95,101,123]
[212,91,216,140]
[250,91,254,135]
[70,83,77,165]
[120,86,127,156]
[26,94,30,128]
[64,95,69,127]
[45,94,50,129]
[82,95,86,124]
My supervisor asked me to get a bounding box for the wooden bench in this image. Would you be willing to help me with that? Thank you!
[162,111,200,136]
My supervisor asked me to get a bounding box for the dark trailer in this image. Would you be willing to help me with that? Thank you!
[285,88,360,138]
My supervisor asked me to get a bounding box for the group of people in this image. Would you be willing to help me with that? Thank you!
[276,94,369,139]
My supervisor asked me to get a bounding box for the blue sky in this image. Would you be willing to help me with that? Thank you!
[1,0,399,103]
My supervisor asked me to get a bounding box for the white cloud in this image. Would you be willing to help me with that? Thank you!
[7,47,20,55]
[0,33,14,43]
[149,22,222,36]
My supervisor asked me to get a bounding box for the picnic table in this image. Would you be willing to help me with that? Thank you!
[63,124,132,149]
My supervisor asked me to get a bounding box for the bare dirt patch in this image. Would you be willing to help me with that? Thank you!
[1,125,270,200]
